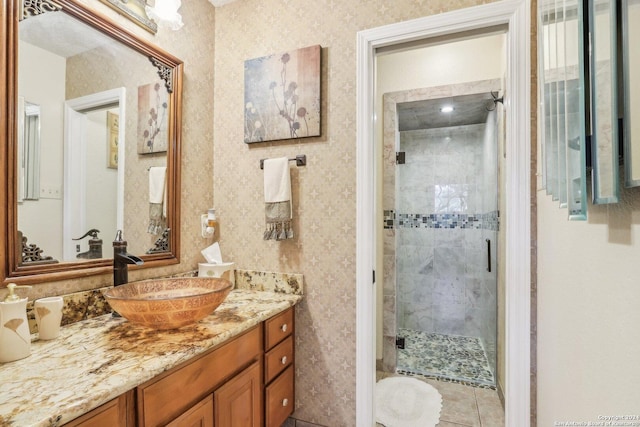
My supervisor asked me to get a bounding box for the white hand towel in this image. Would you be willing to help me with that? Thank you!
[148,166,167,235]
[149,166,167,203]
[263,157,293,240]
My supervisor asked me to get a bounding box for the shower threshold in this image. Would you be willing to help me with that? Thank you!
[396,328,496,389]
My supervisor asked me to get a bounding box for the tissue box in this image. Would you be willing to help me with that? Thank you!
[198,262,235,287]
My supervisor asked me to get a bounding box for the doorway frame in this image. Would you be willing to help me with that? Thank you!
[63,88,126,260]
[356,0,531,425]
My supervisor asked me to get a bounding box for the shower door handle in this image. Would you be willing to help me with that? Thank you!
[486,239,491,272]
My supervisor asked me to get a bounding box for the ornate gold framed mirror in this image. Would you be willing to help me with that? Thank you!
[1,0,183,285]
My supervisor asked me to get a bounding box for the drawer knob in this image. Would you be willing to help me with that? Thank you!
[282,398,289,407]
[281,324,288,332]
[281,356,287,365]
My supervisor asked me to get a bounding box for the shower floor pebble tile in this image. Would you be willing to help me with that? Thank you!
[397,328,495,387]
[375,371,504,427]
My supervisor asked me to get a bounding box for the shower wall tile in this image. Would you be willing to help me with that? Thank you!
[383,254,396,295]
[398,273,434,306]
[434,184,470,213]
[397,227,434,246]
[465,277,494,309]
[382,295,396,336]
[401,299,435,331]
[433,303,465,335]
[434,228,465,248]
[398,184,436,213]
[464,308,487,338]
[465,250,486,277]
[397,244,434,278]
[464,228,484,251]
[381,335,397,373]
[434,247,465,280]
[433,279,466,306]
[381,79,502,374]
[383,228,396,253]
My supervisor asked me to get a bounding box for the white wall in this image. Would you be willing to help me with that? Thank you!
[537,185,640,423]
[375,33,506,359]
[17,41,65,260]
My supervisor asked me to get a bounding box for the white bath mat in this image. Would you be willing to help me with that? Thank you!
[375,376,442,427]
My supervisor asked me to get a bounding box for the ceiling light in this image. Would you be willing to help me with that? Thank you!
[440,106,454,113]
[146,0,184,31]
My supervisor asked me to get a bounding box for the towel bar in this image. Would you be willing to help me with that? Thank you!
[260,155,306,170]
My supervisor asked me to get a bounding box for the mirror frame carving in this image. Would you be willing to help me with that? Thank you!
[1,0,183,285]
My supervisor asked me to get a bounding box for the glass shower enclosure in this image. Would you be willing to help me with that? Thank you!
[387,89,499,387]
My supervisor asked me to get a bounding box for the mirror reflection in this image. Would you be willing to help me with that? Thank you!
[539,0,588,219]
[589,0,619,204]
[17,98,41,203]
[17,7,169,263]
[623,0,640,187]
[2,0,183,285]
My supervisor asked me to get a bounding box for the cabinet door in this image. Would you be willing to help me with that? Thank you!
[65,391,133,427]
[214,361,262,427]
[167,395,213,427]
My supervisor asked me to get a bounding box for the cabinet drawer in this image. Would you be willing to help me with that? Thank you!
[264,336,293,384]
[265,365,294,427]
[264,307,294,350]
[137,325,261,427]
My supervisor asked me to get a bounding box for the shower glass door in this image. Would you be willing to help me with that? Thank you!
[394,93,499,387]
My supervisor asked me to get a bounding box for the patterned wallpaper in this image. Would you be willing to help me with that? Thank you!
[212,0,496,425]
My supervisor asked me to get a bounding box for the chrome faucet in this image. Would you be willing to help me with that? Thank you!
[113,230,144,287]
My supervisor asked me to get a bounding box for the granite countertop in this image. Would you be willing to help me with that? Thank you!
[0,289,302,427]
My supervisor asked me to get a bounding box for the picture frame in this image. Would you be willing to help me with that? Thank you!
[244,45,321,143]
[107,111,119,169]
[98,0,158,34]
[137,81,169,154]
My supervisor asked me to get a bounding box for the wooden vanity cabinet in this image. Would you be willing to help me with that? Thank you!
[264,308,295,427]
[66,308,296,427]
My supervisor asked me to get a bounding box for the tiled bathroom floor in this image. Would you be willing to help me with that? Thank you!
[397,328,495,387]
[375,371,504,427]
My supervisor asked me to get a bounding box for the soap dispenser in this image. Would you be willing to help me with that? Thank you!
[0,283,32,363]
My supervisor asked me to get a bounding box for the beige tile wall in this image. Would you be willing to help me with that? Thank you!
[212,0,496,424]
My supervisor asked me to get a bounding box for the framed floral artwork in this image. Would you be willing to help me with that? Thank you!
[137,81,169,154]
[244,45,321,143]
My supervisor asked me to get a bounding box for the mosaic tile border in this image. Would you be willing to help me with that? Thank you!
[396,328,496,389]
[384,210,499,231]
